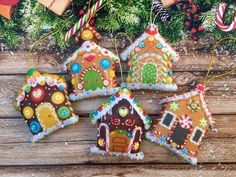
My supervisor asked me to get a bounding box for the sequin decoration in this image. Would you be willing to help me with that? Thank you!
[57,106,71,119]
[51,92,65,105]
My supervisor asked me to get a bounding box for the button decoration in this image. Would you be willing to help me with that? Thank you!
[30,87,45,102]
[100,58,111,70]
[30,120,41,134]
[71,62,82,74]
[57,106,71,119]
[23,106,34,119]
[51,92,65,105]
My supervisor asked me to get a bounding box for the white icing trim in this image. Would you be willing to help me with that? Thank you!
[90,87,151,130]
[159,111,177,130]
[121,83,177,91]
[90,145,144,160]
[16,75,67,107]
[31,115,79,143]
[69,87,120,101]
[146,131,197,165]
[121,24,179,62]
[128,127,142,153]
[98,123,110,151]
[63,41,119,71]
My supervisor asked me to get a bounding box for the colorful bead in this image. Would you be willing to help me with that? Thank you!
[30,87,45,102]
[134,46,141,52]
[148,36,155,41]
[139,42,145,48]
[27,68,36,76]
[23,106,34,119]
[108,70,115,78]
[167,77,173,84]
[81,29,94,41]
[57,106,70,119]
[25,86,31,93]
[157,43,163,49]
[71,62,82,74]
[29,120,41,134]
[100,58,111,70]
[51,92,65,105]
[168,70,173,76]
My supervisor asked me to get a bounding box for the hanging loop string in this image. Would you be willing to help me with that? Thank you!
[204,37,236,85]
[114,32,133,84]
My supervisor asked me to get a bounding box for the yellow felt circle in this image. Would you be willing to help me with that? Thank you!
[23,106,34,120]
[167,77,173,84]
[51,92,65,105]
[81,30,94,41]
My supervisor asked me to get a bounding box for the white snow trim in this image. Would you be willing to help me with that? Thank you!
[90,145,144,160]
[90,88,151,130]
[121,26,179,62]
[63,41,119,70]
[69,87,120,101]
[121,83,177,91]
[16,75,67,107]
[31,115,79,143]
[146,131,197,165]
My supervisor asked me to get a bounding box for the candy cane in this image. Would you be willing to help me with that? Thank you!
[63,0,106,41]
[216,3,236,32]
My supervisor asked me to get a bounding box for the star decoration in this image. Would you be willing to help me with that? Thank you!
[199,118,208,128]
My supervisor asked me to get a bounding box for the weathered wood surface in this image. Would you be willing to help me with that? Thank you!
[0,36,235,176]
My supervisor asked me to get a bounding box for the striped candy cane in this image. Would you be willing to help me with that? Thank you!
[216,3,236,32]
[63,0,106,41]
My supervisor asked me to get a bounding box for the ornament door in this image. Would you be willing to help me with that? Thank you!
[36,102,60,129]
[109,133,130,153]
[141,64,157,84]
[83,70,103,91]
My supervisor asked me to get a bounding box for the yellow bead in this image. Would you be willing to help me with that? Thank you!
[167,77,173,84]
[39,80,45,86]
[81,29,94,41]
[108,70,115,78]
[126,75,132,83]
[148,36,155,41]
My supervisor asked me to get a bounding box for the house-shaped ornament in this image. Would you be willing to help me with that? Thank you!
[15,69,79,142]
[90,87,152,160]
[121,24,179,91]
[146,84,215,165]
[64,41,120,100]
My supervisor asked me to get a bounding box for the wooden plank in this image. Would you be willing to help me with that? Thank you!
[0,115,234,143]
[0,116,235,165]
[0,50,234,74]
[1,74,236,117]
[0,164,236,177]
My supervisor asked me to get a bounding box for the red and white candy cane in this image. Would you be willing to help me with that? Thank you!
[216,3,236,32]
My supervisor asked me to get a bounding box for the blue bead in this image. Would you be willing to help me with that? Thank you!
[110,96,115,101]
[168,70,173,76]
[126,131,133,138]
[29,120,41,134]
[157,43,162,49]
[59,85,64,91]
[100,58,111,70]
[139,42,145,48]
[71,62,81,74]
[94,111,99,116]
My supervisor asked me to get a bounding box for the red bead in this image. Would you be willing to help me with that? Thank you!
[198,26,204,31]
[191,4,198,11]
[98,107,103,112]
[115,93,120,97]
[185,13,191,17]
[191,28,197,33]
[194,14,199,19]
[185,21,191,27]
[130,95,134,99]
[79,9,85,16]
[146,25,158,35]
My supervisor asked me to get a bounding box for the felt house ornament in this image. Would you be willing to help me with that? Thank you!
[15,69,79,142]
[121,24,179,91]
[0,0,20,19]
[90,87,152,160]
[146,84,215,165]
[63,41,120,100]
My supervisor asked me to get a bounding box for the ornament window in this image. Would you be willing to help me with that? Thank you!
[160,111,176,129]
[190,127,204,145]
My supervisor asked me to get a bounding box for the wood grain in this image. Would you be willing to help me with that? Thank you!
[0,164,236,177]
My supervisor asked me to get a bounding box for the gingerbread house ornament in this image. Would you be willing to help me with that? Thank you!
[15,69,79,142]
[63,41,120,100]
[90,87,152,160]
[121,24,179,91]
[146,84,215,165]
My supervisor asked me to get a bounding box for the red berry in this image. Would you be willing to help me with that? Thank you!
[79,9,85,15]
[191,28,197,33]
[198,26,204,31]
[185,12,191,17]
[191,4,198,11]
[182,4,188,10]
[185,21,191,27]
[90,18,95,26]
[193,14,199,19]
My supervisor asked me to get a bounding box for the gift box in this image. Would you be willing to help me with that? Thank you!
[0,0,20,19]
[161,0,179,8]
[38,0,71,16]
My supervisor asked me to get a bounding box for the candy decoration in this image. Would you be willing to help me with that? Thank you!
[71,62,82,74]
[100,58,111,70]
[63,0,106,41]
[179,115,192,129]
[216,3,236,32]
[51,92,65,105]
[153,0,172,23]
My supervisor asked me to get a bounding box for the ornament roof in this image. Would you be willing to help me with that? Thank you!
[121,24,179,62]
[63,41,119,70]
[15,68,67,107]
[90,87,152,130]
